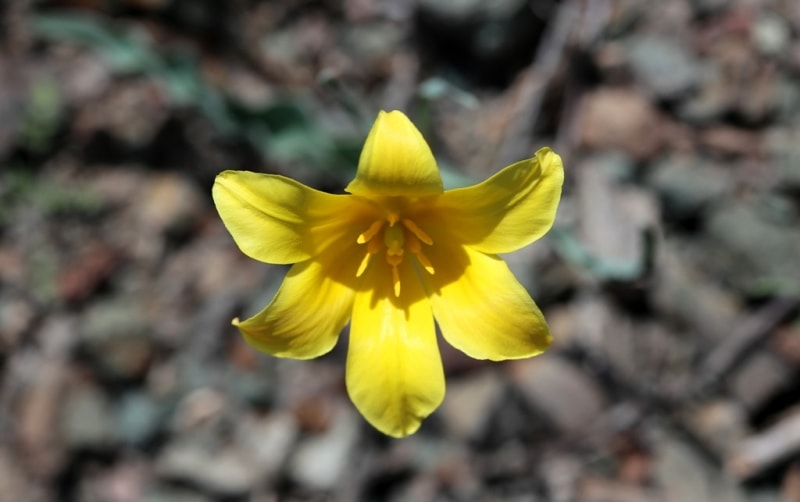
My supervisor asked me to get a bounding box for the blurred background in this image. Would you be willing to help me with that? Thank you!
[1,0,800,500]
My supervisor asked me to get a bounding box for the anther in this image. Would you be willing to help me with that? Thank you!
[406,233,435,275]
[355,215,435,293]
[402,219,433,245]
[356,252,371,277]
[356,237,382,277]
[391,265,401,297]
[357,220,384,244]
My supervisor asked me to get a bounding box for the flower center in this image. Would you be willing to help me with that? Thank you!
[355,213,435,297]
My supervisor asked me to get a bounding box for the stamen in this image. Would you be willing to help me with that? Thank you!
[391,265,401,297]
[406,233,421,253]
[406,234,435,274]
[356,252,371,277]
[357,220,384,244]
[402,219,433,245]
[355,215,435,293]
[415,250,435,275]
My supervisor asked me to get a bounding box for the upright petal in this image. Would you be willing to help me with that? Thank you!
[235,253,357,359]
[346,110,443,197]
[213,170,367,264]
[423,244,551,361]
[433,148,564,254]
[346,261,444,437]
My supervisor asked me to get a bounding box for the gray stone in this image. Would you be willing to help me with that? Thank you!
[79,297,154,382]
[648,156,731,221]
[753,11,791,56]
[116,392,172,447]
[156,437,255,497]
[650,240,742,343]
[235,411,299,480]
[439,369,505,440]
[704,200,800,294]
[653,430,747,502]
[288,401,360,491]
[509,357,607,434]
[678,73,731,125]
[0,447,39,501]
[682,400,749,458]
[729,351,794,413]
[61,383,116,449]
[627,36,704,99]
[767,128,800,191]
[223,366,277,409]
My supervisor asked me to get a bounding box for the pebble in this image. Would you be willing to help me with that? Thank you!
[767,129,800,191]
[752,11,791,57]
[678,77,732,125]
[171,388,227,432]
[288,401,360,491]
[650,240,741,343]
[0,295,35,348]
[648,156,731,222]
[578,477,659,502]
[509,357,607,434]
[75,458,147,502]
[728,407,800,481]
[576,154,657,279]
[653,430,747,502]
[137,173,206,238]
[116,392,172,447]
[438,368,505,441]
[626,35,702,99]
[61,382,116,450]
[540,453,582,502]
[236,411,299,481]
[577,88,664,161]
[157,438,255,497]
[0,447,38,501]
[705,201,800,294]
[682,400,749,458]
[14,352,69,479]
[79,297,154,382]
[728,350,793,413]
[699,126,763,158]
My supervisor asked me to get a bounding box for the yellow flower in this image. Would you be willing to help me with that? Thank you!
[213,110,564,437]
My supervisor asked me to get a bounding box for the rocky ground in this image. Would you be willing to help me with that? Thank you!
[1,0,799,501]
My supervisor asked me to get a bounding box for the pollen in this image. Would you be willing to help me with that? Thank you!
[355,215,435,296]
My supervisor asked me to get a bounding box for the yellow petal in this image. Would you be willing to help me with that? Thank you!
[345,110,444,197]
[213,170,366,264]
[346,261,444,437]
[423,244,551,360]
[235,253,357,359]
[434,147,564,254]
